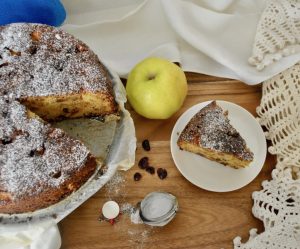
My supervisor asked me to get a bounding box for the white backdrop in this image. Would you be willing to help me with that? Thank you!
[62,0,300,84]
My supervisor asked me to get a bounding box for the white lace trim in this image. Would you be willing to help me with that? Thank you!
[257,64,300,169]
[234,221,300,249]
[236,0,300,246]
[248,0,300,70]
[234,63,300,248]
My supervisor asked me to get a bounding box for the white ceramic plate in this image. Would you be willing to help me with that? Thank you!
[170,100,267,192]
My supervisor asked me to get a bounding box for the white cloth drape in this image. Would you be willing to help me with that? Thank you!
[62,0,300,84]
[0,221,61,249]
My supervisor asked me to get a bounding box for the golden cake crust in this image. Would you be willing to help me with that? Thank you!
[177,101,254,168]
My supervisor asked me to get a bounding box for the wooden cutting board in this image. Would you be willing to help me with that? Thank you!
[60,72,275,249]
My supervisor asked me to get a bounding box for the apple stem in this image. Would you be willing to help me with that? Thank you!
[148,74,156,81]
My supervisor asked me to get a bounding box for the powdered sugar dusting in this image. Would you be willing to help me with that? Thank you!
[120,203,143,224]
[178,101,254,161]
[0,96,89,199]
[0,23,114,203]
[0,23,113,97]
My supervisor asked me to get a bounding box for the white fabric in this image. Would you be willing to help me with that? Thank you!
[0,221,61,249]
[61,0,300,84]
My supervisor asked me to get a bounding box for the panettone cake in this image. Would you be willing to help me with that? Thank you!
[0,23,119,214]
[177,101,254,169]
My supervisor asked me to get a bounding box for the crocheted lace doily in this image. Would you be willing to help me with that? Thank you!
[234,63,300,248]
[235,0,300,246]
[248,0,300,70]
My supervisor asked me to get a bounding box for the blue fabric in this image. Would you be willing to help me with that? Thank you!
[0,0,66,27]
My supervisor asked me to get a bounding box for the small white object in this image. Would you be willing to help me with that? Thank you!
[130,209,143,224]
[171,100,267,192]
[55,34,61,40]
[102,201,120,219]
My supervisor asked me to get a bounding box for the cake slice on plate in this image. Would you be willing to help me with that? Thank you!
[177,101,253,169]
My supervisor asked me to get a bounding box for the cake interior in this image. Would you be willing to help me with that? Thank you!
[24,95,119,167]
[21,90,120,163]
[178,141,252,169]
[52,117,118,167]
[21,91,119,121]
[0,99,118,214]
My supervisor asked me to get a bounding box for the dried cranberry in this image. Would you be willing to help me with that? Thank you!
[138,157,149,169]
[157,168,168,180]
[109,219,115,225]
[142,139,151,151]
[134,172,142,181]
[146,166,155,175]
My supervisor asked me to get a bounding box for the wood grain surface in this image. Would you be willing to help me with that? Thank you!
[60,72,276,249]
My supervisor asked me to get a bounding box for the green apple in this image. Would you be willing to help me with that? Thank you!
[126,57,187,119]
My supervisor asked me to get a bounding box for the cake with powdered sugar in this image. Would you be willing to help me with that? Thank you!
[0,23,119,214]
[0,23,119,121]
[177,101,253,169]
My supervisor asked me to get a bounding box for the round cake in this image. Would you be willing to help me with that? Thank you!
[0,23,119,214]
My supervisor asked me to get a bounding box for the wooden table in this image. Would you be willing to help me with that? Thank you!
[60,73,276,249]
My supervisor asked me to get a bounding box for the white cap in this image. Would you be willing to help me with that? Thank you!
[102,201,120,219]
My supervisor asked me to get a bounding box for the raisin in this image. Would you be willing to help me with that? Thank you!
[2,138,12,145]
[29,150,35,157]
[9,50,21,56]
[134,172,142,181]
[146,166,155,175]
[142,139,150,151]
[29,145,45,157]
[0,62,9,68]
[138,157,149,169]
[28,46,37,55]
[54,61,64,71]
[157,168,168,180]
[36,144,45,155]
[52,171,62,179]
[63,108,69,113]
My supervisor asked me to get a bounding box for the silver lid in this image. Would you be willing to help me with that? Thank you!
[139,192,178,226]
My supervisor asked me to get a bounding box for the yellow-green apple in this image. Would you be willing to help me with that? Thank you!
[126,57,187,119]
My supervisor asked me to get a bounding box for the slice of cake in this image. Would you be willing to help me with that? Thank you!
[177,101,253,169]
[0,97,97,213]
